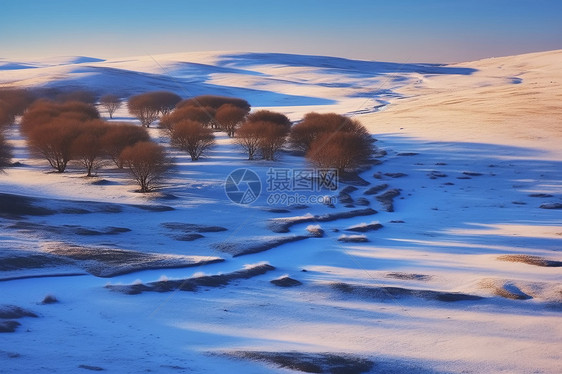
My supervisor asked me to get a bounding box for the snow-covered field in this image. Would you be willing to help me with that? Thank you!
[1,50,561,373]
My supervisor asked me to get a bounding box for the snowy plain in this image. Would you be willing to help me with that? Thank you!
[0,50,561,373]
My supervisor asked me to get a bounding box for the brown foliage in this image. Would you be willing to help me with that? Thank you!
[0,133,12,172]
[215,104,248,137]
[128,91,182,127]
[170,120,215,161]
[20,100,100,135]
[177,95,250,112]
[246,110,291,129]
[307,132,372,172]
[235,110,290,160]
[0,89,34,124]
[55,90,97,104]
[101,123,150,168]
[235,121,263,160]
[160,106,214,134]
[100,94,121,119]
[71,120,109,176]
[258,121,290,161]
[119,141,169,193]
[289,112,370,153]
[28,118,84,173]
[127,93,160,127]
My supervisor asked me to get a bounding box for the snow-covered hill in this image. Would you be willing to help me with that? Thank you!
[0,50,561,373]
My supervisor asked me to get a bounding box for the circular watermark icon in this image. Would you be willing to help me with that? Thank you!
[225,168,262,204]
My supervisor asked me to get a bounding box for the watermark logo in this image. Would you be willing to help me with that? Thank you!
[225,167,338,205]
[225,168,262,204]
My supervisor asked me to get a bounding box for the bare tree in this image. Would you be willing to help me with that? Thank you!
[307,132,372,173]
[160,106,214,135]
[215,104,248,137]
[28,119,82,173]
[119,141,169,193]
[290,112,372,153]
[258,121,289,161]
[235,121,263,160]
[177,95,250,112]
[152,91,181,116]
[0,133,11,172]
[55,90,97,104]
[71,121,108,176]
[170,120,215,161]
[127,94,160,128]
[101,123,150,168]
[100,94,121,119]
[21,100,99,135]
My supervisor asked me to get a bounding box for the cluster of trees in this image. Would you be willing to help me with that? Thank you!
[2,85,374,192]
[20,100,168,185]
[235,110,292,160]
[128,91,182,127]
[0,89,35,171]
[161,95,251,161]
[290,113,373,172]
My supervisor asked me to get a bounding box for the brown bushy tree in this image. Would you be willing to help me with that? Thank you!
[290,112,372,153]
[0,89,34,123]
[0,133,11,172]
[100,94,121,119]
[21,100,99,135]
[215,104,248,137]
[170,120,215,161]
[306,131,373,173]
[55,90,97,104]
[71,121,108,176]
[235,110,291,160]
[28,119,83,173]
[177,95,250,112]
[127,93,160,127]
[101,123,150,168]
[152,91,182,116]
[160,106,214,134]
[235,121,263,160]
[119,141,169,193]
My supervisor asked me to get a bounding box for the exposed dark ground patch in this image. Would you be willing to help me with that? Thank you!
[0,193,55,218]
[107,263,275,295]
[42,243,224,277]
[338,235,369,243]
[78,364,105,371]
[214,235,309,257]
[384,172,407,178]
[0,192,173,219]
[331,282,483,302]
[497,255,562,267]
[268,208,377,233]
[271,276,303,287]
[528,193,554,198]
[7,221,131,237]
[540,202,562,209]
[0,253,73,271]
[462,171,483,177]
[161,222,228,233]
[364,184,388,195]
[345,222,383,232]
[375,189,401,212]
[385,272,433,281]
[0,305,38,333]
[0,305,38,319]
[224,351,374,374]
[0,320,21,333]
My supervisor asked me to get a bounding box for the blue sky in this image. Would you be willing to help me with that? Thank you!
[1,0,561,62]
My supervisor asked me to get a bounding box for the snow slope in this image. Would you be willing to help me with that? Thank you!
[0,50,561,373]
